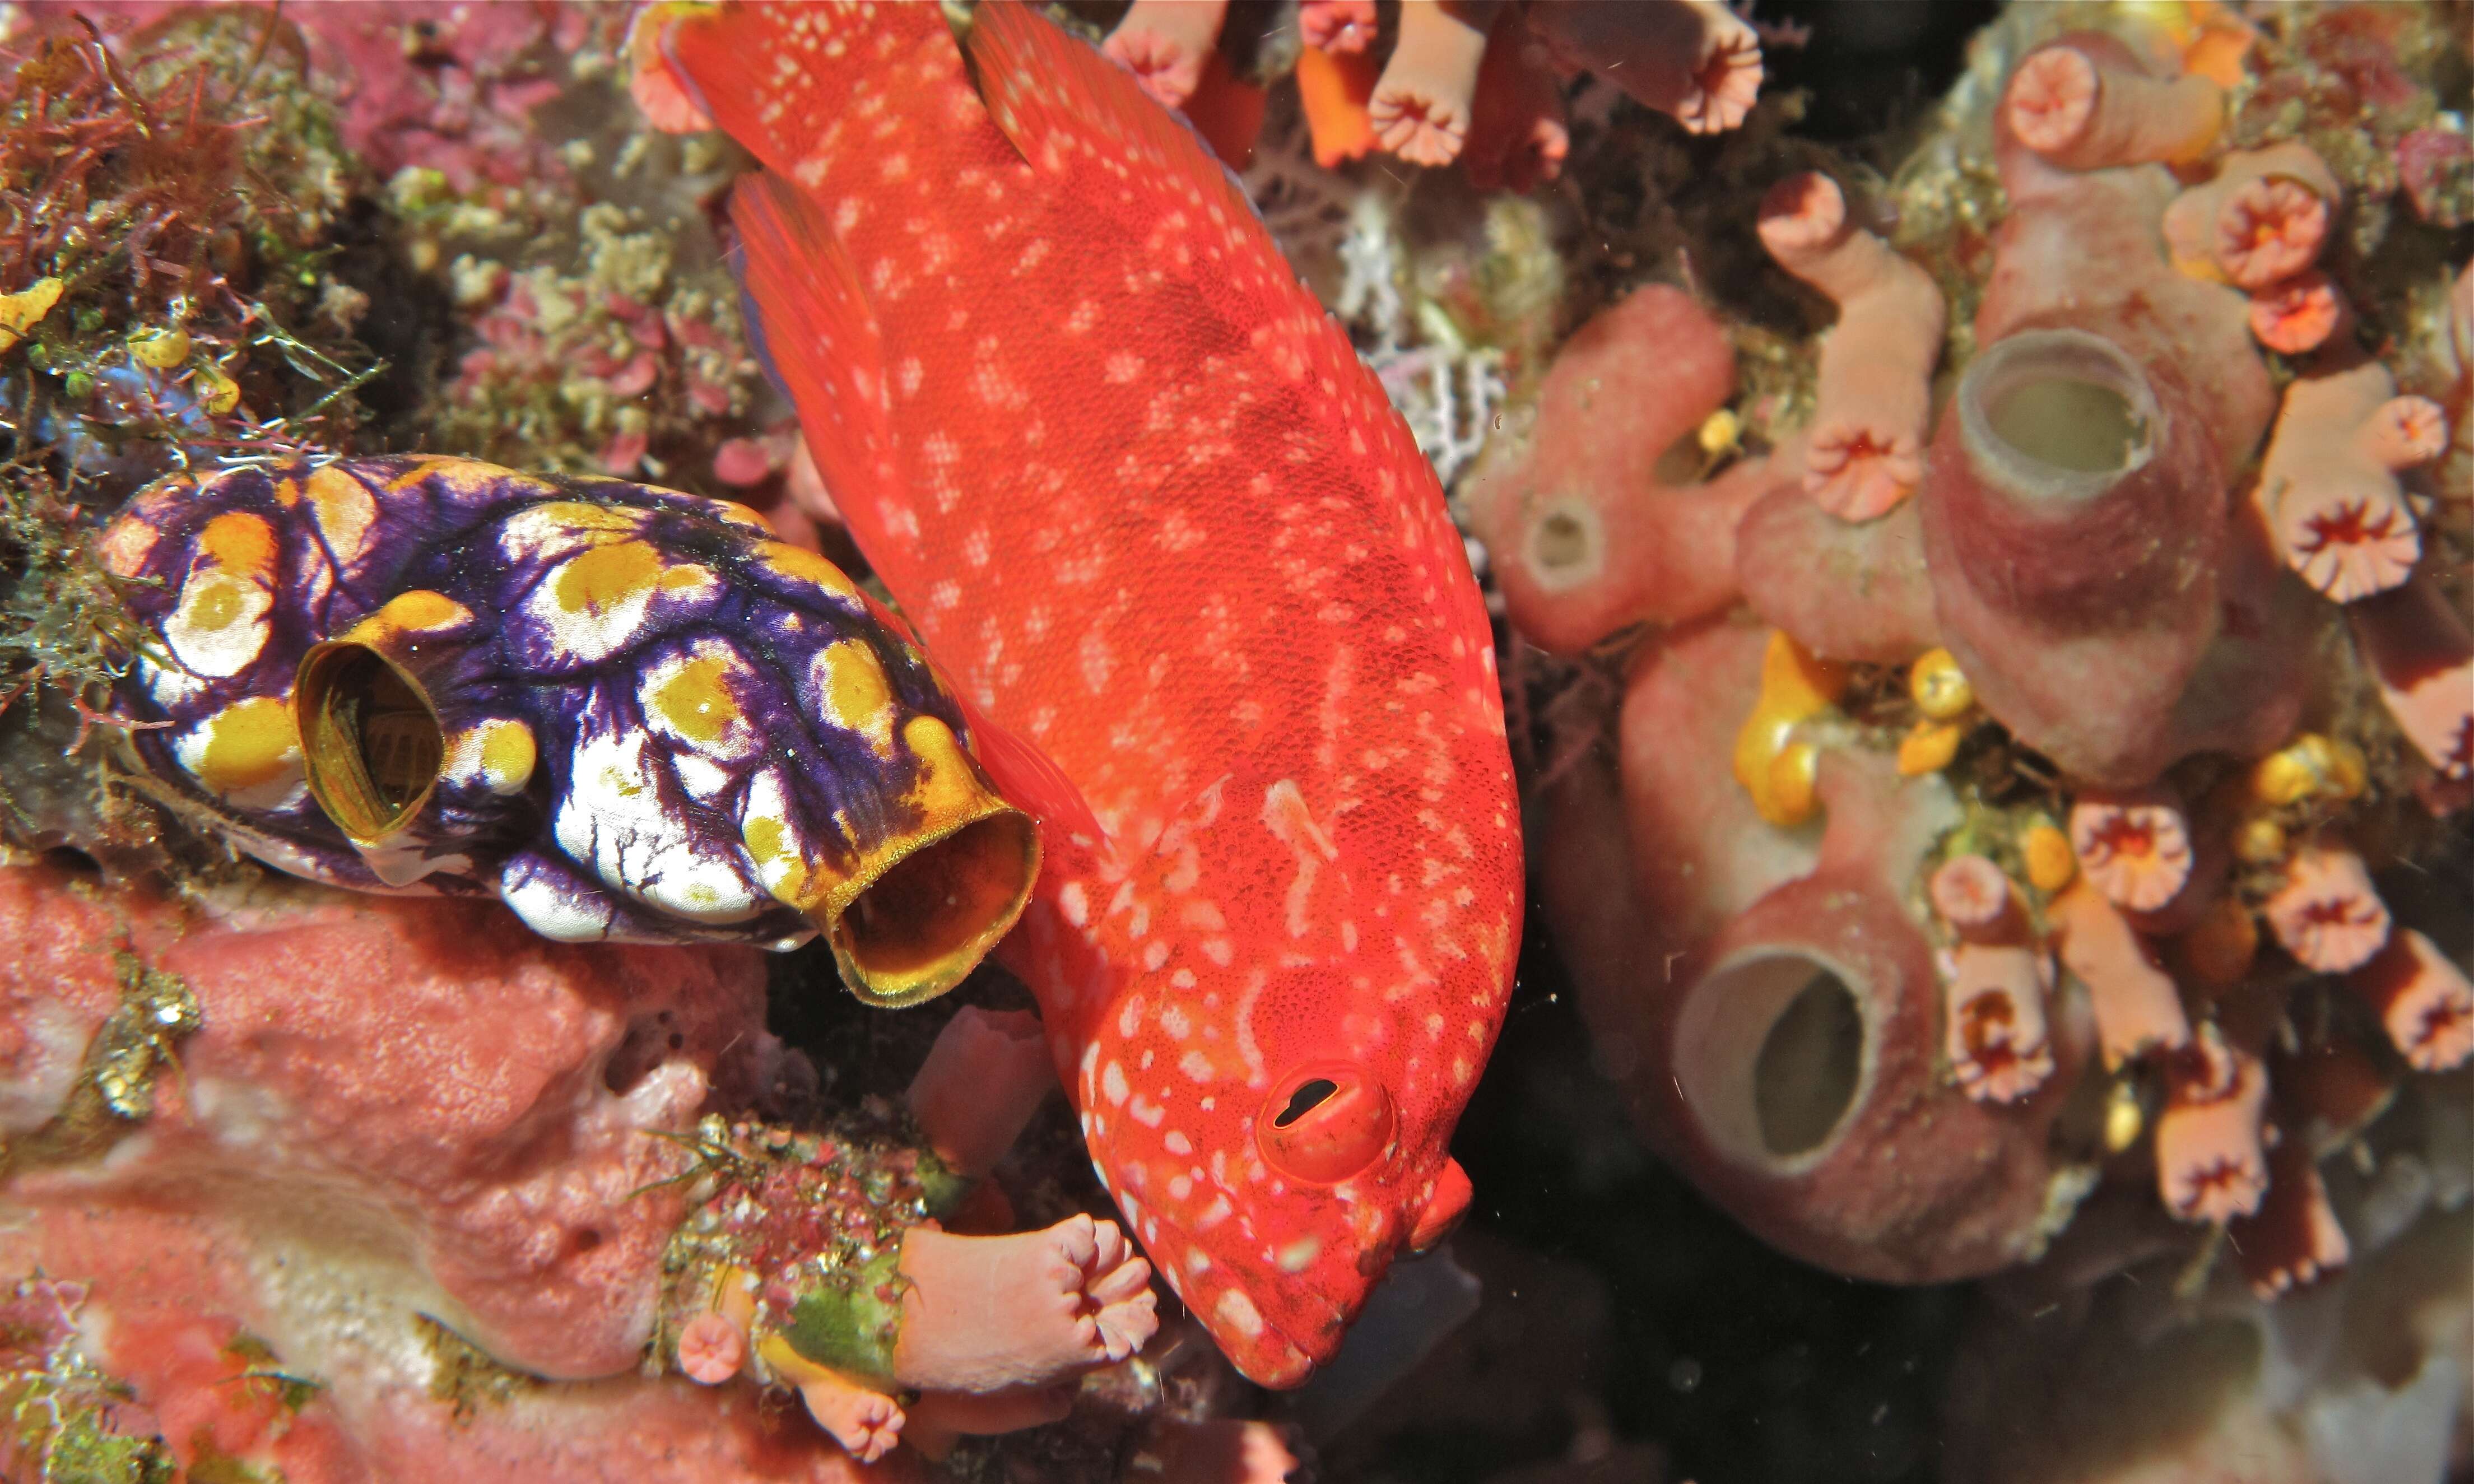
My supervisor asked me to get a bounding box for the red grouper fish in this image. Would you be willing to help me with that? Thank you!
[654,0,1522,1385]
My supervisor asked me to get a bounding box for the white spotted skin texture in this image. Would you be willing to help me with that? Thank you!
[666,1,1523,1385]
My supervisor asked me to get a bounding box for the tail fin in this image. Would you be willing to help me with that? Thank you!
[658,2,960,180]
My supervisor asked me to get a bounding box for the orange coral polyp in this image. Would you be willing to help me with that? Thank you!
[1930,854,2016,934]
[2346,579,2474,783]
[2347,929,2474,1073]
[2248,269,2347,355]
[2216,178,2329,290]
[2004,40,2223,171]
[1755,171,1945,524]
[2050,878,2192,1069]
[2257,362,2434,603]
[676,1311,746,1385]
[2230,1134,2347,1297]
[1942,943,2056,1104]
[2263,844,2391,974]
[2154,1024,2269,1224]
[2068,789,2196,913]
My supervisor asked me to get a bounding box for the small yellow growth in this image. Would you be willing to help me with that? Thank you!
[2101,1076,2144,1155]
[1732,631,1844,829]
[1765,743,1820,825]
[192,696,301,796]
[2249,733,2364,807]
[0,276,63,353]
[1898,719,1963,776]
[195,364,240,415]
[2021,819,2077,893]
[1697,408,1742,460]
[2179,897,2258,988]
[705,499,774,531]
[198,511,278,578]
[648,652,743,747]
[2233,815,2288,864]
[128,327,191,369]
[1908,648,1974,721]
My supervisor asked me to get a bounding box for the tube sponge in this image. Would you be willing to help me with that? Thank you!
[1916,327,2222,787]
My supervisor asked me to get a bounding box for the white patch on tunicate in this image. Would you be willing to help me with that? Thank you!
[1103,1060,1130,1106]
[1165,1130,1193,1156]
[162,569,272,680]
[500,855,615,941]
[555,725,757,923]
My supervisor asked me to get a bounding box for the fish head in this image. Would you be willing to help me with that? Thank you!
[1069,907,1491,1388]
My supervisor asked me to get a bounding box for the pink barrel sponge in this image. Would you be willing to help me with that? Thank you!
[1461,285,1780,655]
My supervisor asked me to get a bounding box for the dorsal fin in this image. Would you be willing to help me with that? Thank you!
[964,0,1266,240]
[728,173,904,560]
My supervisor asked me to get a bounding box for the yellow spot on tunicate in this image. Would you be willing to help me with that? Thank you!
[816,638,894,741]
[190,696,300,795]
[554,539,664,616]
[2021,819,2077,893]
[359,589,469,636]
[187,578,248,633]
[473,718,537,793]
[649,652,742,746]
[759,541,861,601]
[902,714,980,816]
[706,499,773,531]
[1897,719,1963,776]
[1733,630,1842,827]
[744,813,816,910]
[0,276,62,353]
[2101,1077,2143,1154]
[1908,648,1974,720]
[197,511,278,578]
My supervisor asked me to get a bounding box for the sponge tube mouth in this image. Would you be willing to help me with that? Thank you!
[1672,948,1870,1173]
[1958,328,2157,504]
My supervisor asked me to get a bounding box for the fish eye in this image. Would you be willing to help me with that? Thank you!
[1255,1062,1396,1184]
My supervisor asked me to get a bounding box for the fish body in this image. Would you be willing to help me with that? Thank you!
[659,2,1522,1383]
[102,455,1037,1004]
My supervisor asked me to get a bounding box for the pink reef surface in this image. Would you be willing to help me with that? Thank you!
[0,859,889,1482]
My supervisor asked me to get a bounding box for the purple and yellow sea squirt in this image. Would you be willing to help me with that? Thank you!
[101,454,1038,1006]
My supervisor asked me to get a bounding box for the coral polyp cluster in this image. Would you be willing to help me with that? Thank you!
[1479,0,2469,1365]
